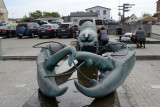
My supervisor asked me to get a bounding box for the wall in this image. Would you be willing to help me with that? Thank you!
[151,25,160,39]
[107,24,151,36]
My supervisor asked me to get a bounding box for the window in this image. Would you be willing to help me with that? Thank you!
[79,19,93,26]
[103,10,106,15]
[90,10,93,13]
[95,20,103,25]
[96,10,100,14]
[73,19,78,22]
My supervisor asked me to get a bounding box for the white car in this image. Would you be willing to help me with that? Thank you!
[0,21,10,26]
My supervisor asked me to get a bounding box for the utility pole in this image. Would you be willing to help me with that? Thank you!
[118,3,135,25]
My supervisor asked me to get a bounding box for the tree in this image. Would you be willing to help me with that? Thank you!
[152,13,157,17]
[42,12,60,18]
[142,13,152,17]
[21,15,31,22]
[29,10,42,20]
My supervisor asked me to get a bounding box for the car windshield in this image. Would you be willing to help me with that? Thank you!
[59,24,69,28]
[95,20,103,25]
[17,24,27,28]
[40,25,51,29]
[0,26,7,29]
[79,19,93,26]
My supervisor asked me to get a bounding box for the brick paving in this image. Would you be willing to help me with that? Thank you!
[1,36,160,107]
[0,61,38,107]
[123,61,160,107]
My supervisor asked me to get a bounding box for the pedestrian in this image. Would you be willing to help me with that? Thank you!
[135,27,146,48]
[98,26,109,45]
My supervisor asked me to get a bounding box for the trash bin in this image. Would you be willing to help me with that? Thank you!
[116,28,122,35]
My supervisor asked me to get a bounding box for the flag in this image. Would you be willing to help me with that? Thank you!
[118,12,121,16]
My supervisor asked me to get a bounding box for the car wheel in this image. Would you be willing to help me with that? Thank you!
[18,36,22,39]
[8,33,12,38]
[31,32,35,38]
[54,33,57,38]
[39,35,43,38]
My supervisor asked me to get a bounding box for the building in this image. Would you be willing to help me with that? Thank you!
[0,0,8,21]
[125,14,137,24]
[62,16,70,22]
[70,12,97,24]
[157,0,160,23]
[8,18,20,26]
[85,6,111,19]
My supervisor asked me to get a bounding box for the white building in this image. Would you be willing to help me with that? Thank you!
[125,14,137,24]
[85,6,111,19]
[0,0,8,21]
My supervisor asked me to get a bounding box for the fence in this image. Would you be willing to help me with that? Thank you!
[107,24,151,37]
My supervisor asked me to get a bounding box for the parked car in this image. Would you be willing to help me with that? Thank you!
[79,18,106,30]
[51,21,61,25]
[104,19,119,25]
[31,19,48,26]
[38,24,59,38]
[57,23,76,38]
[16,22,40,38]
[0,21,10,26]
[0,25,16,38]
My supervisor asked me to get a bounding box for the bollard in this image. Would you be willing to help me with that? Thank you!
[0,37,2,57]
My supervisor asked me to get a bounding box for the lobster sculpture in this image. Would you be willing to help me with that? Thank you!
[35,21,136,98]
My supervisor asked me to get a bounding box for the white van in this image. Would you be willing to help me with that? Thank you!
[78,18,106,30]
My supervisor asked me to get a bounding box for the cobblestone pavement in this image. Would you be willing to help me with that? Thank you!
[0,61,38,107]
[123,60,160,107]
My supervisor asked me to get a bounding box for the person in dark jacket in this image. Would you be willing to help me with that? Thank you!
[98,26,109,45]
[136,27,146,48]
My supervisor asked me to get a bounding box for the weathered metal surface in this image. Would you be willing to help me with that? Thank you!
[36,21,136,99]
[77,21,99,53]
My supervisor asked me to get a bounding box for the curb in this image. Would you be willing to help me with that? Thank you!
[0,56,37,60]
[1,55,160,61]
[116,86,132,107]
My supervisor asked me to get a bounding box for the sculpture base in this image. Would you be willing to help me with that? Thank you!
[23,85,119,107]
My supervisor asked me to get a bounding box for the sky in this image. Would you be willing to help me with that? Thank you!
[3,0,157,20]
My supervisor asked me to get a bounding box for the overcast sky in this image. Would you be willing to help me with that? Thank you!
[4,0,157,20]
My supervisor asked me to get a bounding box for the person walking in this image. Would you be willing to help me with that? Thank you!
[135,27,146,48]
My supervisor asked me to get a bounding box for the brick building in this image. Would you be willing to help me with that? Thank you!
[157,0,160,23]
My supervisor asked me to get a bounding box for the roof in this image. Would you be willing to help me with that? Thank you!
[85,6,111,11]
[132,16,156,22]
[70,12,97,17]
